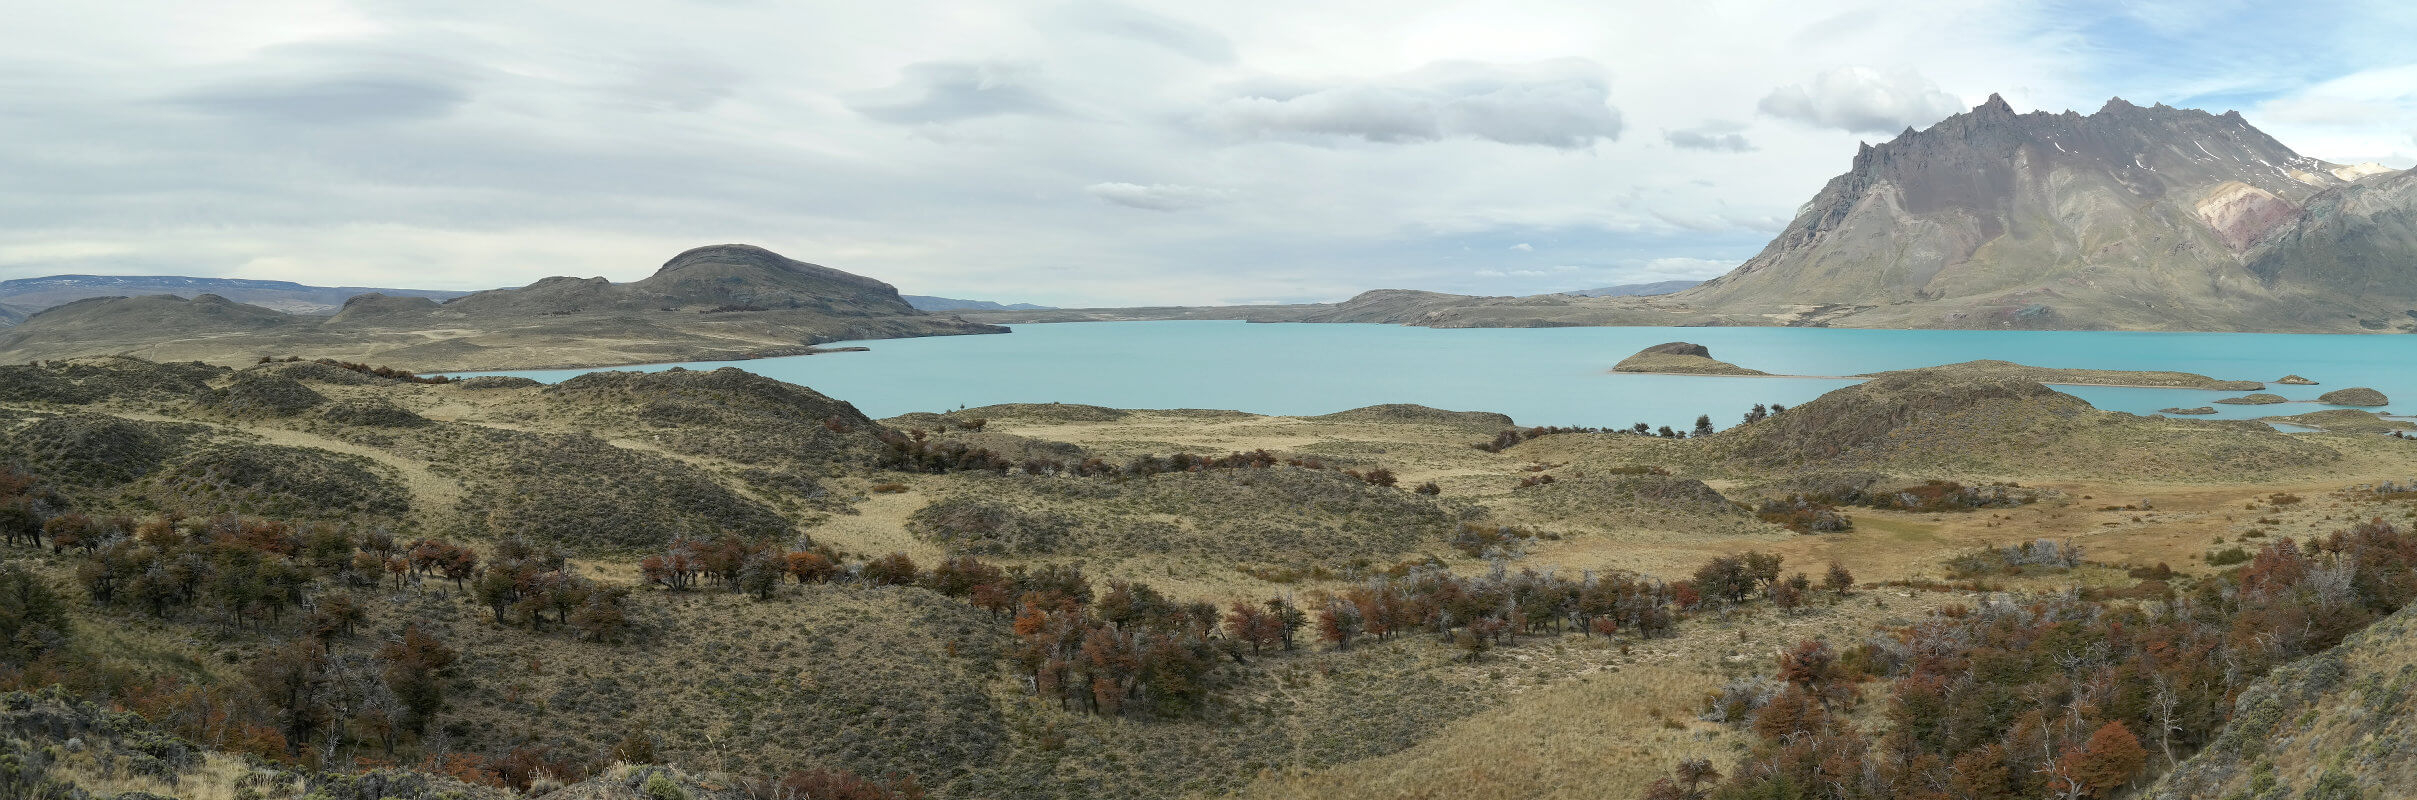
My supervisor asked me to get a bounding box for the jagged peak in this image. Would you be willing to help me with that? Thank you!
[2099,96,2137,114]
[1978,92,2014,115]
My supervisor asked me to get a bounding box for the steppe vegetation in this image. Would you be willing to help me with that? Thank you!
[4,355,2416,799]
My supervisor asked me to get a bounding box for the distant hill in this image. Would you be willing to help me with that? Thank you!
[0,274,470,321]
[1560,280,1700,297]
[903,295,1054,312]
[0,244,1002,370]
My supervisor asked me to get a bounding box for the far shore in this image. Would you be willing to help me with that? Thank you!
[1609,369,2286,393]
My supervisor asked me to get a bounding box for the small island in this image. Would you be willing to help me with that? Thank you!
[2270,409,2417,433]
[1611,342,1769,375]
[2158,406,2218,415]
[2215,393,2288,405]
[1855,360,2263,390]
[2276,375,2319,385]
[2319,387,2390,407]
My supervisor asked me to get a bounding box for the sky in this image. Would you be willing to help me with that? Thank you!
[4,0,2415,307]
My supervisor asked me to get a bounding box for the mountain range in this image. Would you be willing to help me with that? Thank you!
[0,244,1001,370]
[903,295,1054,312]
[0,275,470,324]
[958,96,2416,333]
[1560,280,1701,298]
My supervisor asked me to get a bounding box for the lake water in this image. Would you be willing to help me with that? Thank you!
[463,321,2413,430]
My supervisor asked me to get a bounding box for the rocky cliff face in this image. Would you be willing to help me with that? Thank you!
[1681,95,2417,331]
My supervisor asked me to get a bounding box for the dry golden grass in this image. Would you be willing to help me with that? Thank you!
[44,752,295,800]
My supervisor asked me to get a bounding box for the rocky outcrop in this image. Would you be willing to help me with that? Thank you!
[2158,406,2217,415]
[2276,374,2318,385]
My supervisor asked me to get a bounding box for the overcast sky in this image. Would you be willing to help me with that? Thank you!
[5,1,2415,306]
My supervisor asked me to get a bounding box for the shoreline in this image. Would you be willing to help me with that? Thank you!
[1610,369,2279,393]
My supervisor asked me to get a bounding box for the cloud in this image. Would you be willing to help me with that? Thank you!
[1757,66,1964,134]
[2249,63,2417,165]
[1085,182,1226,211]
[1057,1,1234,63]
[1664,121,1755,152]
[847,61,1064,124]
[1208,59,1621,149]
[1509,242,1533,251]
[170,74,471,125]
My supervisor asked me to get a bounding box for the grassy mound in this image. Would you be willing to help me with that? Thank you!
[197,373,328,416]
[453,375,541,390]
[545,367,881,470]
[244,360,384,385]
[1503,473,1754,534]
[439,426,794,551]
[0,412,209,487]
[1713,370,2338,479]
[1308,404,1518,429]
[911,469,1462,564]
[947,402,1132,423]
[145,443,409,518]
[319,398,431,428]
[0,357,224,405]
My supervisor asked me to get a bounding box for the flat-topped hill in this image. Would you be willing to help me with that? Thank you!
[1612,342,1769,375]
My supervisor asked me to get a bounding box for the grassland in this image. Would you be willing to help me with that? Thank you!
[6,355,2417,799]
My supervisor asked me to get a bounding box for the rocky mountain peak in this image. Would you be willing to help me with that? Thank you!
[1677,93,2417,331]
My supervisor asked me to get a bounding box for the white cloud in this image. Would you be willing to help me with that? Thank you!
[1757,66,1965,134]
[1085,182,1227,211]
[1509,242,1532,251]
[1206,59,1621,149]
[1664,121,1755,152]
[846,61,1065,124]
[2249,63,2417,166]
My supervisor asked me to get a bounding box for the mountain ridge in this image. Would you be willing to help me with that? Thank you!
[0,274,471,321]
[0,244,1002,370]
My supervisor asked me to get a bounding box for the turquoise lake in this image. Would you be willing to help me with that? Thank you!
[465,321,2413,430]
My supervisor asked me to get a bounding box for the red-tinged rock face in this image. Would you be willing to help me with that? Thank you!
[2196,182,2302,252]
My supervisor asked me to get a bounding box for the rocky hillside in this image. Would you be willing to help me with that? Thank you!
[1679,95,2417,331]
[2147,602,2417,800]
[0,244,1003,370]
